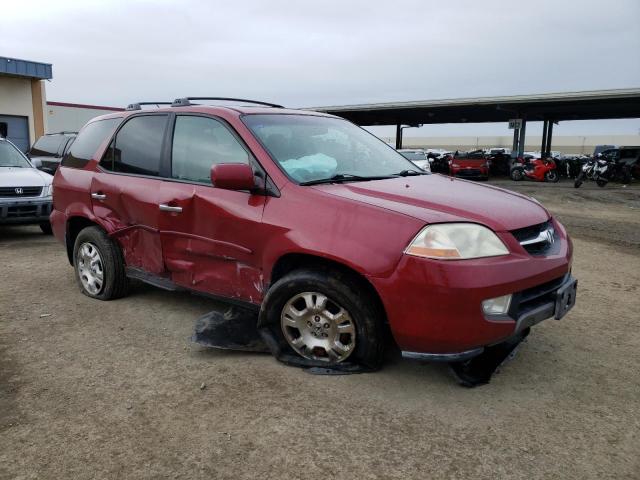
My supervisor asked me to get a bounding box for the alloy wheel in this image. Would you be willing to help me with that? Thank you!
[280,291,356,363]
[76,242,105,295]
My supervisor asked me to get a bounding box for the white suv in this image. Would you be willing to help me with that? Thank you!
[397,149,431,172]
[0,137,54,233]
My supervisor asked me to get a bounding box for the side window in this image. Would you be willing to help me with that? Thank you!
[61,118,120,169]
[101,115,167,176]
[171,116,249,184]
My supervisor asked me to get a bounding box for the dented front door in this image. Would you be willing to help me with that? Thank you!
[158,180,266,303]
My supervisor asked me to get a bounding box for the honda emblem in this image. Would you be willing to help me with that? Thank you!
[15,187,23,195]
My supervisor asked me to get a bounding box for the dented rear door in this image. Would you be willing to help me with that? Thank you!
[91,114,169,275]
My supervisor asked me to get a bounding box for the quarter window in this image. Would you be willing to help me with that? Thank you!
[101,115,167,176]
[62,118,120,169]
[171,116,249,184]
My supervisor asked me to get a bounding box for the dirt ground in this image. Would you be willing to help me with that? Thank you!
[1,179,639,480]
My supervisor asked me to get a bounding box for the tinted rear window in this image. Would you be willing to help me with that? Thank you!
[620,148,640,159]
[61,118,121,169]
[31,135,68,157]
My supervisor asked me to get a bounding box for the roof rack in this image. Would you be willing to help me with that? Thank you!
[47,131,78,135]
[171,97,283,108]
[126,102,174,111]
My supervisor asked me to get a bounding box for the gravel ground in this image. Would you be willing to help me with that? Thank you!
[1,179,639,479]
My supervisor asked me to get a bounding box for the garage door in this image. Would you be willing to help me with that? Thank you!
[0,115,30,152]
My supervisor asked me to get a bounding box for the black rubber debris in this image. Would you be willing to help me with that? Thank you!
[192,307,374,374]
[448,328,531,387]
[192,307,269,353]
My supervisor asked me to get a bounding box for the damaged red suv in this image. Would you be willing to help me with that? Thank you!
[51,97,576,372]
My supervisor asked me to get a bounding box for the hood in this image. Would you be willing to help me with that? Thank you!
[0,167,52,188]
[313,174,549,231]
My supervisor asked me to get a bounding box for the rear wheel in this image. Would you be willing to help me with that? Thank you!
[39,222,52,235]
[596,179,608,188]
[73,226,129,300]
[510,168,524,181]
[262,268,384,368]
[545,170,559,183]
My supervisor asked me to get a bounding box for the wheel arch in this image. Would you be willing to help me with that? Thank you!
[268,252,388,323]
[65,216,103,265]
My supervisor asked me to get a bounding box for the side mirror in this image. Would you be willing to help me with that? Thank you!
[210,163,256,191]
[31,158,43,169]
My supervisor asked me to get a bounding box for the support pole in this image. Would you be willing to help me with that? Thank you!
[541,120,548,158]
[395,124,402,150]
[512,127,519,154]
[545,121,554,157]
[518,119,527,158]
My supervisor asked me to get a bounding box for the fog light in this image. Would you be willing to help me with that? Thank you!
[482,294,512,315]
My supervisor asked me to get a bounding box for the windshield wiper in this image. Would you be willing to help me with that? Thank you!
[299,174,395,186]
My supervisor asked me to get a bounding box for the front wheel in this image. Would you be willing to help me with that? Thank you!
[596,179,608,188]
[510,168,524,181]
[261,268,385,368]
[545,170,559,183]
[73,226,129,300]
[574,172,584,188]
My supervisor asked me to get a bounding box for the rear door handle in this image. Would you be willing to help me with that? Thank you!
[91,193,106,200]
[159,204,183,213]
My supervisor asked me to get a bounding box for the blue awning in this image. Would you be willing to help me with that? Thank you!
[0,56,52,80]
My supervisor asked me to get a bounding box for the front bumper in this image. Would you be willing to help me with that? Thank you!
[451,167,489,178]
[0,198,53,225]
[369,218,573,355]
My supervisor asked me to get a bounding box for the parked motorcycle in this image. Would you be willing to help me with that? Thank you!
[574,157,617,188]
[510,157,559,182]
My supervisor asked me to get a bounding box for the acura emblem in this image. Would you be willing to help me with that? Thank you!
[15,187,23,195]
[544,228,555,245]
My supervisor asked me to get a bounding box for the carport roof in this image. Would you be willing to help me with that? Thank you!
[0,56,52,80]
[311,88,640,125]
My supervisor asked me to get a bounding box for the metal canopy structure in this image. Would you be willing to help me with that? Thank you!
[0,56,52,80]
[313,88,640,155]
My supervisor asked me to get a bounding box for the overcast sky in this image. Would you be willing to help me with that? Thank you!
[2,0,639,136]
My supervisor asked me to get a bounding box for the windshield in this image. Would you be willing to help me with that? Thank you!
[242,114,421,183]
[0,141,31,168]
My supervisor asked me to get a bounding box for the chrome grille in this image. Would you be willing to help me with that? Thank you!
[511,220,557,255]
[0,186,42,197]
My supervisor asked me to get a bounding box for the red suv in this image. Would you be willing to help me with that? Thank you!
[51,97,576,369]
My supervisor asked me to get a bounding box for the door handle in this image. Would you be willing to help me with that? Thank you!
[159,204,183,213]
[91,192,106,201]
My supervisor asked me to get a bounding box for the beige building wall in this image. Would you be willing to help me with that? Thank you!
[46,103,123,133]
[384,135,640,154]
[0,76,46,144]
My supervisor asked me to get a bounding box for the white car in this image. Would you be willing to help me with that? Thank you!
[0,137,54,233]
[397,149,431,172]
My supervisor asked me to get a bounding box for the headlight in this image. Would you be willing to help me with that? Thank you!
[405,223,509,260]
[43,184,53,197]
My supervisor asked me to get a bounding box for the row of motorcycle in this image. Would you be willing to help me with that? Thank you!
[428,149,638,188]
